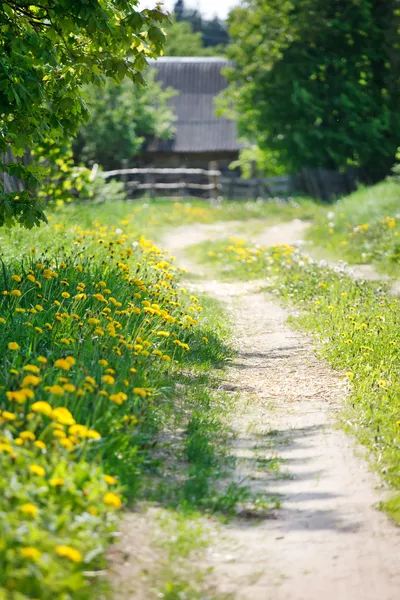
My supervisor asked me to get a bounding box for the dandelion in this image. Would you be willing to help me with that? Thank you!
[8,342,20,351]
[0,443,13,454]
[47,385,65,396]
[20,431,36,441]
[49,478,65,487]
[102,375,115,385]
[11,289,22,297]
[2,411,16,421]
[22,375,42,387]
[54,358,72,371]
[55,545,83,563]
[103,492,122,509]
[20,503,38,517]
[109,392,127,405]
[104,475,117,485]
[23,364,41,374]
[34,440,47,450]
[29,464,45,477]
[32,401,53,416]
[20,547,41,561]
[52,407,75,426]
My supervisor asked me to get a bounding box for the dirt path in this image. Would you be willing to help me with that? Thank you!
[162,223,400,600]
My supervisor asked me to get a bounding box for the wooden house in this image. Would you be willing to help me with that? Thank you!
[140,57,241,173]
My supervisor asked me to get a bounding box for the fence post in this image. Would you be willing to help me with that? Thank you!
[120,159,129,194]
[208,160,219,201]
[145,165,155,200]
[180,163,186,200]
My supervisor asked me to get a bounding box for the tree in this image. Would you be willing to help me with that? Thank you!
[172,0,229,48]
[222,0,400,179]
[73,72,176,170]
[0,1,168,228]
[163,19,225,57]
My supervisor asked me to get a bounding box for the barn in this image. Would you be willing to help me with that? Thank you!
[140,57,242,173]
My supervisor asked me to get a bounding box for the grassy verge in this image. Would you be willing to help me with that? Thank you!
[0,207,241,598]
[0,196,318,263]
[186,237,274,281]
[307,180,400,275]
[189,237,400,523]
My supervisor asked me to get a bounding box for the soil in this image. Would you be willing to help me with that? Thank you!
[110,219,400,600]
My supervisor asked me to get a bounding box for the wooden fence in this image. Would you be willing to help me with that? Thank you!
[101,164,294,200]
[102,165,222,199]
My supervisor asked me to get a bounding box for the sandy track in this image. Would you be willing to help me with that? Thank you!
[162,223,400,600]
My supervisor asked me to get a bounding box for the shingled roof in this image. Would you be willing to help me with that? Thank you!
[149,57,241,153]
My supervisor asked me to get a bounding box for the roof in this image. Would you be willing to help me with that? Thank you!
[148,57,241,154]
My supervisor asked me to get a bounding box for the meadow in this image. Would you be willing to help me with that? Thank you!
[2,178,400,598]
[307,180,400,275]
[0,203,240,599]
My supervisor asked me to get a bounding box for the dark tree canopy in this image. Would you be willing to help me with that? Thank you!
[223,0,400,179]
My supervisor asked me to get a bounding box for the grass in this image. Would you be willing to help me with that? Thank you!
[0,195,318,263]
[190,236,400,522]
[0,204,252,599]
[186,237,275,281]
[307,180,400,275]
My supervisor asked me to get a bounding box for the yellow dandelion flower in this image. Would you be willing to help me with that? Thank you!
[54,358,72,371]
[31,401,53,416]
[20,431,36,441]
[23,364,40,374]
[104,475,117,485]
[0,443,13,454]
[86,429,101,439]
[11,274,21,282]
[34,440,47,450]
[8,342,20,351]
[52,406,75,426]
[20,503,38,517]
[2,411,16,421]
[133,388,148,398]
[22,375,42,387]
[102,375,115,385]
[103,492,122,509]
[20,547,41,561]
[29,464,45,477]
[63,383,76,393]
[60,438,74,451]
[47,385,65,396]
[49,477,65,487]
[11,289,22,297]
[55,545,83,563]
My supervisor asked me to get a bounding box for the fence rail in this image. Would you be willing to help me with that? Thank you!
[101,163,222,199]
[98,161,366,201]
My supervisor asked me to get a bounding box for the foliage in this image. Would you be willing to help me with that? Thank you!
[0,0,168,228]
[229,142,287,178]
[73,71,176,170]
[32,140,94,206]
[163,19,225,57]
[173,0,229,48]
[308,180,400,274]
[222,0,400,179]
[0,212,222,597]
